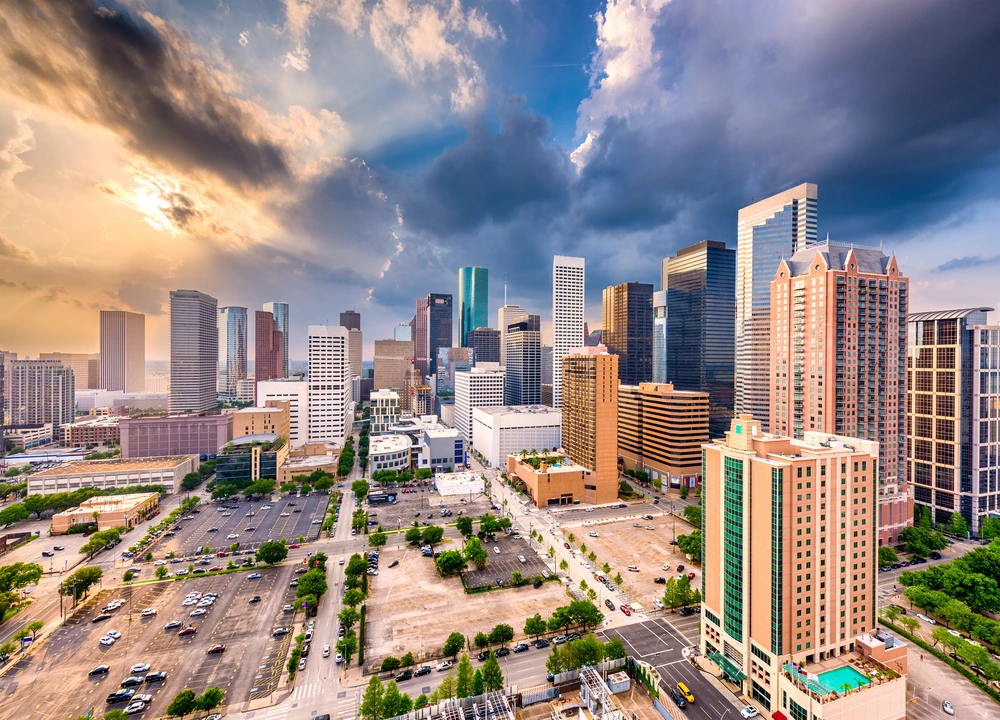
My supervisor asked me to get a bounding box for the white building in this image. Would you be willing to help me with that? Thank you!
[370,389,401,434]
[552,256,585,409]
[472,405,562,468]
[307,326,353,444]
[28,456,197,496]
[434,471,483,496]
[454,363,505,445]
[369,434,412,474]
[258,379,308,447]
[497,303,526,366]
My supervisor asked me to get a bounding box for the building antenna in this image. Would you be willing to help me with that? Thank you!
[504,273,507,306]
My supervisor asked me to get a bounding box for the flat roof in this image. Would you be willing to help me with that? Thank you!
[435,471,481,487]
[234,407,285,415]
[32,457,192,477]
[284,455,339,470]
[508,452,583,473]
[475,405,561,416]
[64,417,122,427]
[425,427,460,438]
[230,433,280,445]
[55,492,160,516]
[370,435,412,454]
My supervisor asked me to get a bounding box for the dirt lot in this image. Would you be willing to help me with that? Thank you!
[462,534,553,589]
[577,516,699,609]
[369,488,493,531]
[365,544,568,667]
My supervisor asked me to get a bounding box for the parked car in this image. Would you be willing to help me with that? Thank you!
[88,665,111,676]
[207,644,226,654]
[248,573,263,579]
[178,627,197,636]
[513,643,529,653]
[396,670,413,681]
[534,639,550,649]
[495,647,510,657]
[414,665,432,677]
[436,661,452,671]
[620,605,632,616]
[740,706,760,719]
[145,671,167,683]
[654,577,666,584]
[669,688,687,708]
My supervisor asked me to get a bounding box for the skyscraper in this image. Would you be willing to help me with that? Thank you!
[41,352,99,390]
[169,290,218,414]
[665,240,736,437]
[602,281,654,386]
[552,256,585,409]
[454,363,505,444]
[218,307,248,400]
[347,328,363,379]
[700,415,906,717]
[468,328,501,364]
[503,315,541,406]
[263,302,289,377]
[771,242,910,545]
[340,310,361,331]
[415,293,453,378]
[9,360,75,428]
[735,183,818,429]
[307,325,352,443]
[561,345,618,503]
[99,310,145,392]
[497,303,526,366]
[255,310,283,384]
[459,267,488,348]
[374,339,414,395]
[393,323,412,342]
[907,307,999,535]
[652,291,667,383]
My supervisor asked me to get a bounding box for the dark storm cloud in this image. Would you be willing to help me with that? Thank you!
[0,0,288,189]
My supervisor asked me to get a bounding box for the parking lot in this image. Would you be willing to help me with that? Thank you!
[0,565,297,720]
[576,516,699,610]
[148,495,329,559]
[364,544,568,668]
[462,534,553,589]
[368,487,493,531]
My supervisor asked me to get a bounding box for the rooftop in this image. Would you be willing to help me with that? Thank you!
[425,427,461,438]
[63,417,122,428]
[434,471,481,488]
[233,406,285,415]
[476,405,562,416]
[509,450,583,474]
[54,492,160,516]
[370,435,412,454]
[284,454,340,470]
[32,457,192,477]
[907,307,993,323]
[230,433,280,445]
[786,242,893,276]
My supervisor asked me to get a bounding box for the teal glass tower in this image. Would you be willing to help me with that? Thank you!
[458,266,488,347]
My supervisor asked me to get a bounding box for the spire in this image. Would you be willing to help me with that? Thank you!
[504,273,507,305]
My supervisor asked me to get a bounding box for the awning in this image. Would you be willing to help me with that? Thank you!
[707,650,746,682]
[772,712,788,720]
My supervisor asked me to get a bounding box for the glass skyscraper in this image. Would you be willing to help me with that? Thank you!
[653,290,667,383]
[218,306,247,399]
[459,266,488,348]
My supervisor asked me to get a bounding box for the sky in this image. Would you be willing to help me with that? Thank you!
[1,0,1000,361]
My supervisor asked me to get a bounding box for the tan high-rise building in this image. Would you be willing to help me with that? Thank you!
[701,415,907,720]
[40,353,99,390]
[617,382,708,487]
[373,339,414,396]
[100,310,145,393]
[348,329,363,381]
[561,345,618,503]
[232,402,290,440]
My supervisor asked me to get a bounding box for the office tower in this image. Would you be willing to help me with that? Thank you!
[907,307,1000,535]
[602,281,654,385]
[255,311,283,384]
[497,303,526,365]
[41,353,99,390]
[99,310,145,392]
[307,325,352,443]
[437,347,474,394]
[735,183,818,429]
[701,415,907,718]
[9,360,75,428]
[0,350,15,424]
[263,302,290,377]
[771,243,909,545]
[427,293,453,376]
[665,240,736,437]
[169,290,218,414]
[552,256,585,409]
[370,389,401,434]
[617,382,709,487]
[540,346,552,385]
[393,323,412,342]
[411,383,433,416]
[504,315,541,406]
[340,310,361,331]
[414,298,430,378]
[660,258,669,293]
[257,379,308,446]
[373,339,414,395]
[347,328,363,378]
[652,291,667,383]
[561,345,618,502]
[218,307,248,400]
[402,367,424,414]
[468,328,501,364]
[0,352,5,430]
[459,266,489,348]
[454,363,505,444]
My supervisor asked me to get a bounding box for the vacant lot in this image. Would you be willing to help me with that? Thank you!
[578,516,699,609]
[368,488,492,531]
[462,534,552,589]
[365,544,568,668]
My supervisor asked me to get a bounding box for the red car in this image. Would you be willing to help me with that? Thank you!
[207,644,226,654]
[288,544,301,549]
[208,566,223,572]
[178,627,197,636]
[563,542,571,549]
[216,551,229,557]
[620,605,632,616]
[688,572,696,580]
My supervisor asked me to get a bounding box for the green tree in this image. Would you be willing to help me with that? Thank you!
[587,588,597,602]
[405,527,423,545]
[604,636,626,660]
[104,711,128,720]
[436,550,465,575]
[481,653,504,691]
[339,606,360,631]
[401,651,415,667]
[166,689,197,717]
[524,613,547,638]
[568,599,604,630]
[381,656,401,672]
[443,631,465,658]
[564,634,605,669]
[155,566,168,579]
[547,606,573,633]
[949,512,968,538]
[677,529,702,562]
[463,537,489,570]
[479,514,501,535]
[880,605,902,625]
[559,559,568,571]
[352,479,370,499]
[295,569,328,600]
[602,562,611,574]
[383,680,412,718]
[359,675,385,720]
[683,504,702,528]
[474,631,490,649]
[0,504,29,527]
[59,566,103,601]
[489,623,514,647]
[900,616,920,635]
[369,531,388,549]
[546,645,565,675]
[456,652,473,698]
[337,630,359,664]
[343,589,365,608]
[471,669,485,696]
[422,526,444,546]
[25,620,42,638]
[415,693,429,709]
[20,494,47,519]
[878,546,899,567]
[0,562,42,593]
[456,516,474,537]
[194,686,225,711]
[346,554,368,577]
[438,673,456,700]
[614,572,623,585]
[256,541,288,565]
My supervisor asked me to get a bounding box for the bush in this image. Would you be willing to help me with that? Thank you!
[381,656,401,672]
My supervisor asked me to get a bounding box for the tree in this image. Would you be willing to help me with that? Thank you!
[471,669,485,696]
[587,588,597,602]
[481,653,504,691]
[369,531,388,549]
[343,589,365,608]
[381,656,402,672]
[548,606,573,633]
[352,479,370,499]
[0,592,19,627]
[314,476,334,492]
[511,571,524,587]
[422,526,444,546]
[360,675,385,720]
[0,562,42,593]
[415,693,429,709]
[438,673,456,700]
[479,514,501,536]
[489,624,514,647]
[559,559,568,571]
[949,512,968,538]
[436,550,465,575]
[280,483,296,494]
[443,631,465,658]
[256,541,288,566]
[546,645,565,675]
[456,516,474,537]
[614,572,623,585]
[195,686,225,711]
[166,689,197,717]
[25,620,42,638]
[401,651,415,667]
[0,504,29,528]
[456,653,473,698]
[677,529,702,562]
[464,537,489,570]
[524,614,547,638]
[59,566,103,601]
[155,566,168,579]
[0,640,16,659]
[605,636,626,660]
[568,600,604,630]
[346,553,368,577]
[405,527,423,545]
[383,680,412,718]
[564,635,604,669]
[683,504,702,528]
[104,711,128,720]
[21,494,47,519]
[900,616,920,635]
[337,631,359,664]
[878,546,899,567]
[602,562,611,574]
[296,569,328,601]
[881,605,902,625]
[339,606,360,631]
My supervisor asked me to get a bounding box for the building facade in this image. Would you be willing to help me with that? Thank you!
[504,315,542,406]
[665,240,736,437]
[370,389,401,434]
[561,346,619,503]
[602,281,654,386]
[256,380,308,447]
[215,434,286,483]
[436,347,474,394]
[506,451,598,506]
[454,364,505,445]
[340,310,361,331]
[52,493,160,534]
[60,417,121,447]
[232,404,289,440]
[415,293,453,378]
[347,328,363,390]
[497,304,526,366]
[262,302,290,378]
[170,290,219,414]
[771,243,910,545]
[468,328,501,364]
[421,427,465,472]
[393,323,412,342]
[907,307,1000,534]
[374,339,414,395]
[701,415,907,720]
[29,456,197,496]
[472,405,562,469]
[307,325,353,444]
[617,382,709,487]
[368,434,412,474]
[40,353,99,390]
[653,290,667,384]
[119,414,233,458]
[218,306,248,400]
[736,183,818,430]
[255,310,283,385]
[552,256,585,409]
[9,360,75,429]
[99,310,145,392]
[459,266,488,348]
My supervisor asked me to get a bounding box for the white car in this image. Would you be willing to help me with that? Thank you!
[280,512,290,517]
[190,608,207,617]
[106,630,122,638]
[323,645,331,658]
[164,621,182,629]
[222,512,232,517]
[588,532,599,537]
[182,598,198,606]
[662,564,670,571]
[131,662,151,673]
[336,652,344,663]
[339,557,345,565]
[175,569,189,576]
[198,599,215,607]
[124,701,146,714]
[100,636,116,646]
[140,609,157,617]
[942,701,955,716]
[153,560,167,567]
[740,707,760,719]
[227,533,239,540]
[437,661,452,671]
[311,519,322,524]
[916,613,936,624]
[283,604,294,612]
[493,547,500,554]
[262,505,271,509]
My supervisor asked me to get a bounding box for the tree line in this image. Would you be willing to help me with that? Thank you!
[0,484,167,528]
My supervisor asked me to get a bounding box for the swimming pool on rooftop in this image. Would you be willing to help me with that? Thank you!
[817,665,870,693]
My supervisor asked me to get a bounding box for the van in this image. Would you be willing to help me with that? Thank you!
[627,565,639,572]
[676,682,694,703]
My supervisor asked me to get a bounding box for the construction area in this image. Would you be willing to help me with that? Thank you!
[519,664,665,720]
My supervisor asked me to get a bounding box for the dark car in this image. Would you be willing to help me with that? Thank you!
[676,564,685,572]
[389,560,399,568]
[106,689,135,704]
[93,614,113,623]
[395,669,413,682]
[414,665,432,677]
[533,579,543,589]
[670,687,687,708]
[513,643,529,653]
[89,665,111,676]
[930,552,943,560]
[312,715,332,720]
[605,599,615,610]
[249,596,261,604]
[654,577,666,584]
[207,644,226,654]
[478,650,490,661]
[144,672,167,683]
[495,647,510,657]
[679,606,696,616]
[534,638,550,648]
[566,633,581,642]
[301,644,310,657]
[890,604,907,615]
[120,676,143,688]
[273,627,290,637]
[496,578,504,587]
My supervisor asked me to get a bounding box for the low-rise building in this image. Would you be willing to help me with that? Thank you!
[119,414,232,459]
[370,389,401,434]
[215,434,288,484]
[434,471,483,496]
[505,450,598,507]
[279,442,341,484]
[28,456,196,496]
[472,405,562,469]
[60,417,122,447]
[51,492,160,534]
[4,423,54,449]
[419,427,465,472]
[231,403,290,440]
[369,434,412,474]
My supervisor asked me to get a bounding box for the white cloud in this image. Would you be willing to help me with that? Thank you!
[0,109,35,217]
[238,30,250,46]
[281,45,311,71]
